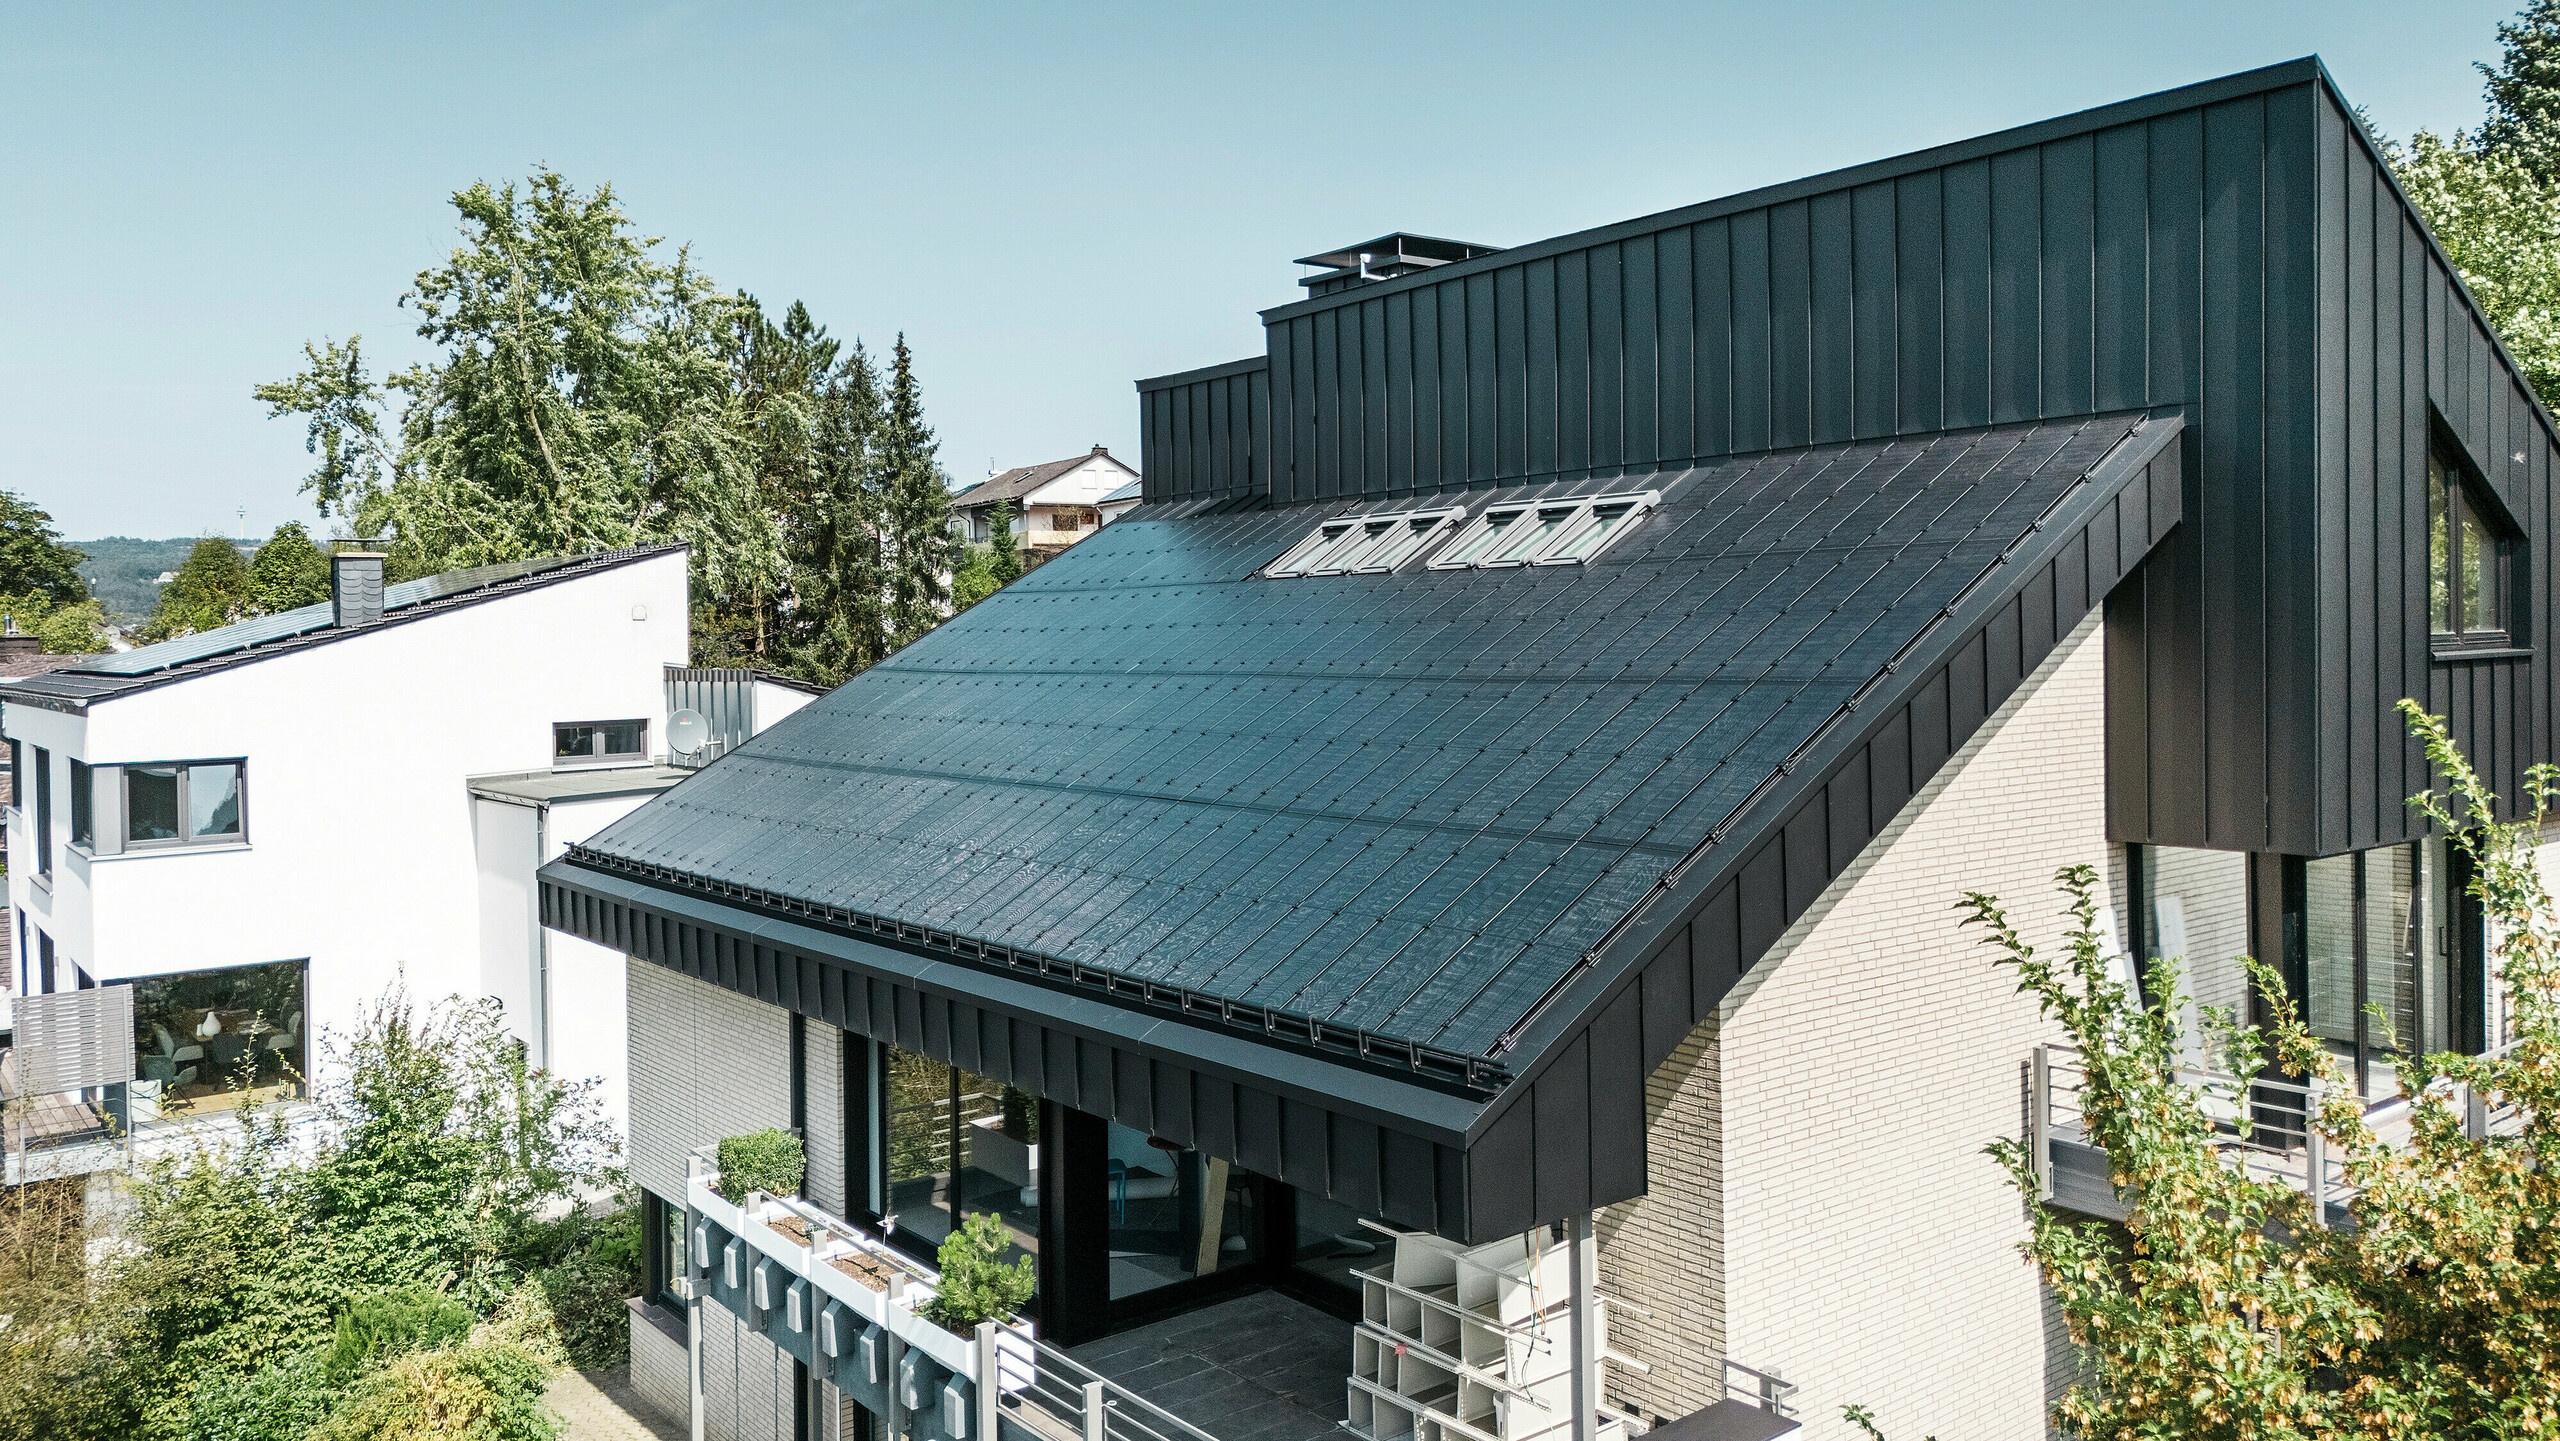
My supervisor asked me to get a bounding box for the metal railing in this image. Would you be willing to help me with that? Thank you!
[2033,1039,2531,1225]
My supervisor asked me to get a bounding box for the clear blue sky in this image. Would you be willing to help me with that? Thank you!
[0,1,2525,541]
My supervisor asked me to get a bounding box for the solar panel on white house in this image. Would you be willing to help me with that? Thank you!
[64,604,336,676]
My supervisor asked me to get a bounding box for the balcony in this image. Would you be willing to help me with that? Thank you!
[685,1145,1802,1441]
[2030,1041,2529,1227]
[684,1149,1219,1441]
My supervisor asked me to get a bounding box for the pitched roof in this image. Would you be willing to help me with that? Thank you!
[1097,478,1143,506]
[948,448,1131,511]
[0,545,686,715]
[0,649,97,679]
[567,416,2171,1062]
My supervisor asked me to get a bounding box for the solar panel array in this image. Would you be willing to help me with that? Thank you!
[573,416,2138,1057]
[63,552,600,679]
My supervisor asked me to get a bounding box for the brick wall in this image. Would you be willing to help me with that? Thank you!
[630,1301,689,1427]
[629,958,794,1200]
[1603,609,2109,1440]
[807,1023,847,1216]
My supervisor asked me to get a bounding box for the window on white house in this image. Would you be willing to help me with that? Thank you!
[554,720,648,766]
[70,760,91,850]
[1427,491,1659,571]
[33,745,51,877]
[123,760,245,850]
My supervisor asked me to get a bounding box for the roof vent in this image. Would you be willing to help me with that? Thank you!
[332,549,386,628]
[1295,233,1502,297]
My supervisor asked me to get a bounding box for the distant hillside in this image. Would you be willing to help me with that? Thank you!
[72,537,250,623]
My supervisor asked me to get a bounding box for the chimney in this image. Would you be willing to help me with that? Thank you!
[1294,233,1503,297]
[332,550,385,628]
[0,615,36,662]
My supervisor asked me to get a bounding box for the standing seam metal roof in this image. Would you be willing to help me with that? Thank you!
[570,416,2149,1063]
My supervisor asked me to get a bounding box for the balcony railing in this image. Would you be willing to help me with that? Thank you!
[2031,1040,2529,1227]
[683,1148,1217,1441]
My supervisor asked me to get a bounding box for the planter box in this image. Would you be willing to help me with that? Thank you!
[684,1172,1032,1386]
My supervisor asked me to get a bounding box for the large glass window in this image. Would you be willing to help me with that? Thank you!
[880,1047,1039,1270]
[124,761,246,849]
[2138,845,2255,1075]
[1289,1189,1386,1303]
[124,958,306,1126]
[2430,443,2515,649]
[1104,1121,1260,1302]
[32,745,50,878]
[2301,848,2423,1095]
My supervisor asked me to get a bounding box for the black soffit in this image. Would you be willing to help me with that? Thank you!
[554,413,2181,1106]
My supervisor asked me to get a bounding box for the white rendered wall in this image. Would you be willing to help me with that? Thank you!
[538,790,661,1140]
[1,550,688,1077]
[753,678,818,729]
[1708,610,2108,1440]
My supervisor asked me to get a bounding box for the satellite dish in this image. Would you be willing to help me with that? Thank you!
[667,709,711,757]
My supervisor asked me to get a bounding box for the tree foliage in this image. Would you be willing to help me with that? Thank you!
[257,168,959,685]
[0,987,634,1440]
[0,490,90,607]
[2383,1,2560,410]
[1969,707,2560,1439]
[142,536,255,640]
[247,522,331,614]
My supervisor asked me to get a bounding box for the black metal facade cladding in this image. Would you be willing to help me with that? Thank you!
[547,411,2181,1241]
[1138,58,2560,858]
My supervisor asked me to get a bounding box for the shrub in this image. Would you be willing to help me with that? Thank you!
[920,1211,1034,1331]
[184,1348,335,1441]
[321,1284,474,1387]
[714,1129,804,1204]
[313,1283,564,1441]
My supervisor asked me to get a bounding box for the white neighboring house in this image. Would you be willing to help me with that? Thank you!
[0,543,819,1180]
[1096,476,1142,524]
[946,444,1140,553]
[466,667,816,1140]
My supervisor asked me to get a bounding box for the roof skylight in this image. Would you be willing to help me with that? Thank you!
[1426,491,1659,570]
[1263,507,1464,578]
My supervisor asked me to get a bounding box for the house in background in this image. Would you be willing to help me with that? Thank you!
[547,56,2556,1441]
[946,445,1141,558]
[1096,475,1143,524]
[0,545,702,1182]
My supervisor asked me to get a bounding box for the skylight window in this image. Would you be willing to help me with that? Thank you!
[1264,508,1464,578]
[1427,491,1658,571]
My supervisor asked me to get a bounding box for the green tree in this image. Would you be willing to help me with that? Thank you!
[778,343,892,685]
[0,590,108,653]
[2481,0,2560,181]
[0,491,89,606]
[256,169,781,615]
[1969,707,2560,1439]
[247,521,331,614]
[143,536,254,640]
[987,498,1022,585]
[880,336,954,650]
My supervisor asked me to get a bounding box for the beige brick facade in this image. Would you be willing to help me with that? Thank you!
[1603,609,2109,1441]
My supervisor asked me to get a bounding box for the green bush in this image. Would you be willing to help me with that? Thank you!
[321,1284,474,1387]
[313,1283,564,1441]
[182,1347,335,1441]
[920,1211,1034,1331]
[714,1129,804,1204]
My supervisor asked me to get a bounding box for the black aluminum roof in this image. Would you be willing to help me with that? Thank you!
[566,416,2160,1066]
[0,545,686,715]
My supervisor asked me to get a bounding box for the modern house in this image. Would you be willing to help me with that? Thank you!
[947,446,1143,557]
[543,57,2556,1441]
[0,545,700,1180]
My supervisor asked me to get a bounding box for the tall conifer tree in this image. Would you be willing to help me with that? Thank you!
[879,336,953,650]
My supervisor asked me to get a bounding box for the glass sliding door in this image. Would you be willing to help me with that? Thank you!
[878,1046,1038,1271]
[1102,1122,1259,1302]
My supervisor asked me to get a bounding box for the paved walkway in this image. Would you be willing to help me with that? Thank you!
[553,1366,685,1441]
[1072,1290,1350,1441]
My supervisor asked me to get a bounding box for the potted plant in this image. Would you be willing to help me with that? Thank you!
[715,1128,805,1205]
[918,1212,1035,1335]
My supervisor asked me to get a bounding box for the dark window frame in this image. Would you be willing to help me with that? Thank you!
[2429,432,2524,655]
[33,744,51,879]
[553,719,650,767]
[69,760,92,851]
[120,758,249,851]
